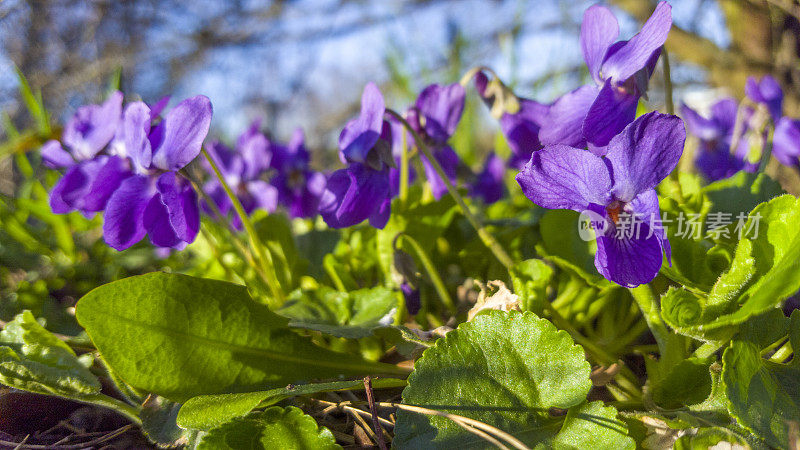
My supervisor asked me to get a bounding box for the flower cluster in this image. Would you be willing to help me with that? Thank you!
[202,122,325,228]
[682,74,800,179]
[45,1,800,290]
[319,80,492,229]
[476,1,672,165]
[680,98,754,181]
[320,82,395,229]
[508,2,683,287]
[445,1,682,286]
[44,93,213,250]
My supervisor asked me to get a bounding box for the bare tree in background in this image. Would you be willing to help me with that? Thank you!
[3,0,800,143]
[614,0,800,114]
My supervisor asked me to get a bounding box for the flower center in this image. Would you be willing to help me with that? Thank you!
[606,200,625,225]
[288,169,306,190]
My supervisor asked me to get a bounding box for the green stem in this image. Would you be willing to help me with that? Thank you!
[661,47,674,115]
[610,319,650,354]
[629,284,682,368]
[395,233,456,314]
[758,124,774,173]
[201,148,285,305]
[399,126,410,204]
[199,226,236,281]
[385,109,515,270]
[185,171,273,291]
[324,255,348,292]
[85,393,142,425]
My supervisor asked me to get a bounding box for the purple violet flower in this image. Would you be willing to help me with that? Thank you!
[473,72,548,169]
[408,83,465,200]
[516,112,685,287]
[270,128,327,219]
[202,121,277,230]
[773,117,800,168]
[538,2,672,150]
[44,91,123,166]
[401,282,421,315]
[470,152,506,204]
[320,82,394,229]
[681,98,755,181]
[102,96,212,250]
[745,75,783,121]
[45,92,131,216]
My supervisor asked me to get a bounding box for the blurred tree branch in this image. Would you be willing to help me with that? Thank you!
[612,0,800,114]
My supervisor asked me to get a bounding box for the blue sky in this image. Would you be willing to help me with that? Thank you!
[0,0,730,147]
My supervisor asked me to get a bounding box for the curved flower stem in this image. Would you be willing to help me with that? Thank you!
[385,109,515,270]
[324,255,348,292]
[661,47,674,115]
[184,171,274,294]
[399,126,410,204]
[729,98,757,157]
[629,284,683,369]
[459,65,503,88]
[395,233,456,314]
[758,123,775,173]
[202,148,285,305]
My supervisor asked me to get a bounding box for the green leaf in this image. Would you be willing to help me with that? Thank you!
[722,311,800,448]
[394,310,634,448]
[673,428,750,450]
[178,378,406,430]
[651,357,713,409]
[535,209,612,287]
[13,66,50,134]
[659,232,725,292]
[140,396,189,447]
[662,195,800,340]
[196,406,340,450]
[296,229,340,280]
[703,171,783,219]
[76,272,405,403]
[0,310,101,398]
[550,401,633,449]
[510,258,554,314]
[253,212,304,291]
[376,186,457,285]
[735,308,790,348]
[278,286,397,338]
[673,427,751,450]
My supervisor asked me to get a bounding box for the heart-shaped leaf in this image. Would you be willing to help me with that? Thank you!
[394,310,634,448]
